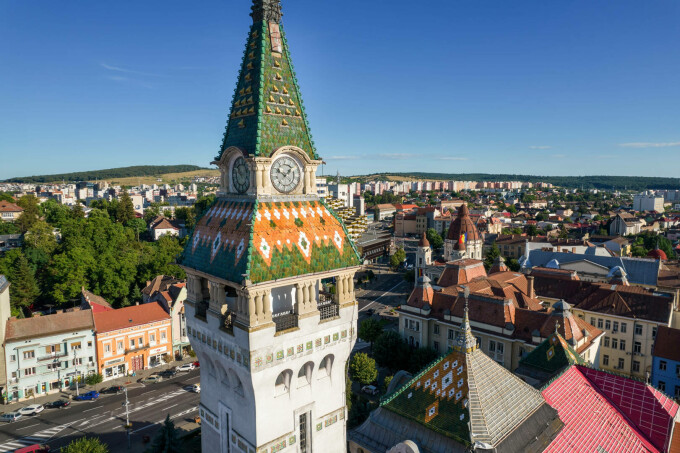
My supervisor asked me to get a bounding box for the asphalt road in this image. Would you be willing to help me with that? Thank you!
[357,268,410,315]
[0,371,200,452]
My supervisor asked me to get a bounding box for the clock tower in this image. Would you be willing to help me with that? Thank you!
[180,1,362,452]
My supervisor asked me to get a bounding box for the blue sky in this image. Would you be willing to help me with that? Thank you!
[1,0,679,180]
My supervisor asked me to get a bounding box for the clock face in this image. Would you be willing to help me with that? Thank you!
[231,157,250,194]
[270,156,301,193]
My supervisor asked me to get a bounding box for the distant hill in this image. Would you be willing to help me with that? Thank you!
[3,165,210,184]
[349,172,680,191]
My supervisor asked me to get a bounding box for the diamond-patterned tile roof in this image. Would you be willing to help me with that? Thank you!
[181,198,361,284]
[519,332,586,376]
[381,346,547,446]
[217,9,318,161]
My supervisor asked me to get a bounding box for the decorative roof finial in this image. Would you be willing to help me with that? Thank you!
[555,320,561,334]
[251,0,283,24]
[456,286,478,353]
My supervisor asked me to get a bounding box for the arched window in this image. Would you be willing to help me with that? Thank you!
[275,369,293,396]
[228,369,244,396]
[218,365,230,388]
[298,361,314,387]
[318,354,334,379]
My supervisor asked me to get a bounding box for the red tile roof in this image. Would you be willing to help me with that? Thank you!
[543,366,660,453]
[93,303,170,333]
[6,310,94,341]
[0,201,23,213]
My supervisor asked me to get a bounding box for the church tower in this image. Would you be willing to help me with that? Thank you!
[180,1,362,452]
[415,232,431,276]
[444,203,483,261]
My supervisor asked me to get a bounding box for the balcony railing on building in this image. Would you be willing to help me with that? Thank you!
[273,310,298,332]
[38,352,68,362]
[318,291,340,321]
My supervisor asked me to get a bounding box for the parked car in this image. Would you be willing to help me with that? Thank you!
[74,391,100,401]
[0,412,22,422]
[176,363,195,373]
[101,386,125,394]
[159,369,177,378]
[192,361,200,368]
[15,444,50,453]
[140,375,163,384]
[19,404,44,416]
[189,384,200,393]
[44,400,70,409]
[364,308,375,316]
[361,385,379,396]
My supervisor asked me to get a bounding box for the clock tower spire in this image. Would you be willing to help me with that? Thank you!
[181,1,361,452]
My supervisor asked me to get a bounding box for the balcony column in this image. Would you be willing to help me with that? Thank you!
[307,282,315,310]
[336,276,344,304]
[348,275,354,300]
[253,292,261,323]
[295,283,304,315]
[187,274,202,303]
[261,289,272,323]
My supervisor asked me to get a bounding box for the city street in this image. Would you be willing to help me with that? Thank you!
[357,266,410,315]
[0,371,200,453]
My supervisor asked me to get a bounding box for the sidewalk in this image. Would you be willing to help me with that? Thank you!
[2,357,196,412]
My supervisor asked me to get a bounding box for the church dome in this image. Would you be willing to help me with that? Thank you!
[418,232,430,248]
[647,248,667,261]
[446,204,480,247]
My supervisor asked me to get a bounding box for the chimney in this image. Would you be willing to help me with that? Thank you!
[557,245,561,252]
[527,275,535,299]
[572,247,576,253]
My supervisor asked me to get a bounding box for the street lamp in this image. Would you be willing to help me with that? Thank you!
[123,387,131,449]
[73,348,80,396]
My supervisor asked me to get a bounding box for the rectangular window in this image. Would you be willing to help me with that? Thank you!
[634,342,641,354]
[9,354,15,362]
[73,358,83,366]
[138,337,144,347]
[87,341,92,348]
[653,326,657,338]
[603,337,610,348]
[613,321,619,333]
[150,334,156,344]
[590,317,596,326]
[621,323,627,333]
[433,341,439,352]
[161,331,167,341]
[605,320,611,330]
[23,350,35,360]
[117,341,124,352]
[130,339,136,348]
[633,361,640,373]
[24,367,36,376]
[433,324,439,335]
[415,321,420,332]
[448,329,455,340]
[618,358,625,369]
[619,340,626,351]
[104,344,111,353]
[71,342,81,350]
[475,336,482,348]
[659,381,666,392]
[603,355,609,366]
[612,339,618,349]
[660,360,667,371]
[635,324,643,335]
[597,319,603,329]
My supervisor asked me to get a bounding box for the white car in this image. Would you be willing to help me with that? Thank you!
[0,412,22,422]
[189,384,201,393]
[19,404,44,416]
[361,385,379,396]
[176,363,195,373]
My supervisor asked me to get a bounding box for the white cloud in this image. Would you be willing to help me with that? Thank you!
[325,155,358,160]
[436,157,468,161]
[530,146,552,150]
[378,153,415,160]
[619,142,680,148]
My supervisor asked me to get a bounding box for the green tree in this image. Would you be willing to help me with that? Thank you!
[0,222,20,235]
[390,247,406,269]
[85,373,103,386]
[24,220,57,255]
[373,330,409,371]
[16,194,40,233]
[175,207,196,231]
[526,224,538,237]
[127,218,147,242]
[506,204,517,214]
[349,353,378,385]
[0,192,15,202]
[116,189,136,224]
[407,347,439,373]
[144,204,162,224]
[10,254,39,313]
[484,243,501,270]
[62,436,109,453]
[193,194,216,218]
[147,415,181,453]
[426,228,443,250]
[358,318,384,351]
[383,375,394,393]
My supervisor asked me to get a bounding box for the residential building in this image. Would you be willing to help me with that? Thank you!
[93,303,172,380]
[651,326,680,398]
[373,203,397,220]
[4,310,97,402]
[0,276,12,397]
[0,201,23,222]
[179,1,362,451]
[399,260,603,373]
[350,304,563,452]
[530,267,675,379]
[610,212,645,236]
[142,275,190,358]
[354,232,391,263]
[634,192,665,212]
[0,234,23,253]
[148,216,183,240]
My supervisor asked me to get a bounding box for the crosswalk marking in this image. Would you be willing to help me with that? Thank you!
[0,422,72,453]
